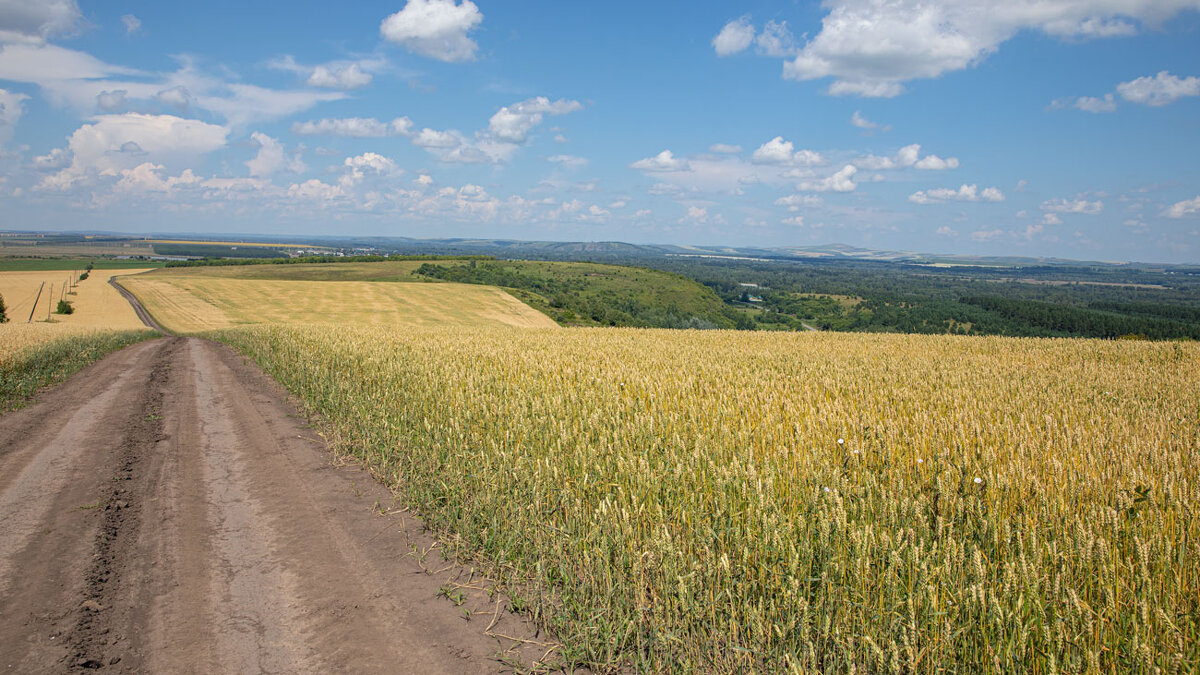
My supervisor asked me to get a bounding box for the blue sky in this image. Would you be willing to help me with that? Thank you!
[1,1,1198,262]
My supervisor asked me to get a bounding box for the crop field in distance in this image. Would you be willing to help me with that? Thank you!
[0,268,155,353]
[120,268,558,333]
[205,322,1199,672]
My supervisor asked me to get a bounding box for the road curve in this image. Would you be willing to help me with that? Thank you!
[0,337,558,673]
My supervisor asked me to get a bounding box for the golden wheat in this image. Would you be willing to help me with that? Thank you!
[209,324,1199,672]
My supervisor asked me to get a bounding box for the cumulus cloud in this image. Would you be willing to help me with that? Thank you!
[631,150,690,172]
[39,113,228,189]
[751,136,824,166]
[797,164,857,193]
[755,20,798,58]
[487,97,582,144]
[95,89,127,112]
[709,143,742,154]
[32,147,70,169]
[1074,93,1117,112]
[245,132,304,177]
[156,86,191,111]
[712,16,755,56]
[854,143,957,170]
[380,0,483,63]
[908,184,1004,204]
[0,0,83,43]
[1043,197,1103,214]
[1163,196,1200,218]
[936,226,958,236]
[1117,71,1200,106]
[269,55,379,90]
[292,116,413,137]
[761,0,1200,97]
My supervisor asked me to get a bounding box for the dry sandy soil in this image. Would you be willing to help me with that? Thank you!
[0,336,562,673]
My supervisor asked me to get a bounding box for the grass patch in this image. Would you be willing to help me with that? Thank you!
[0,330,157,412]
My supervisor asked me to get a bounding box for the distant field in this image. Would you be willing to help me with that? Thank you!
[0,268,157,410]
[0,244,156,257]
[0,259,166,271]
[142,239,326,248]
[120,271,557,333]
[154,260,435,282]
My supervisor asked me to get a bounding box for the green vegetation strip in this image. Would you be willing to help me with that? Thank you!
[0,330,158,412]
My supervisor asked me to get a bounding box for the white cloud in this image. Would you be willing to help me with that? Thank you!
[712,16,755,56]
[156,86,191,111]
[914,154,959,170]
[709,143,742,154]
[292,117,413,137]
[548,154,587,168]
[245,132,304,177]
[380,0,483,63]
[32,147,69,169]
[1075,93,1117,112]
[121,14,141,35]
[775,194,822,210]
[1163,196,1200,218]
[487,97,582,144]
[936,226,958,236]
[781,215,805,226]
[1117,71,1200,106]
[114,163,201,193]
[269,55,380,90]
[0,87,27,145]
[0,0,82,44]
[412,127,463,149]
[1042,213,1063,225]
[854,143,957,170]
[308,63,372,90]
[39,113,228,189]
[95,89,126,112]
[751,136,824,166]
[1043,197,1103,214]
[798,164,857,193]
[631,150,690,172]
[287,178,344,202]
[908,184,1004,204]
[850,110,890,131]
[775,0,1200,97]
[756,20,798,58]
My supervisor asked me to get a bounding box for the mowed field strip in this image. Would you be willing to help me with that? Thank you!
[120,270,558,333]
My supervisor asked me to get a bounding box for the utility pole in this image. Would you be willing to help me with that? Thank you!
[28,281,44,323]
[47,283,53,320]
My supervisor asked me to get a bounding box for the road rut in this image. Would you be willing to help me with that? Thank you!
[0,336,556,673]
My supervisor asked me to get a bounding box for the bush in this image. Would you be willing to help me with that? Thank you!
[78,271,89,281]
[55,299,74,315]
[0,293,7,323]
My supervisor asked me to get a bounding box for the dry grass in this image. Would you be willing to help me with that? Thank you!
[120,273,558,333]
[211,324,1200,672]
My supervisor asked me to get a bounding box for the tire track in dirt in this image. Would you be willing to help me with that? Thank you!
[1,337,567,673]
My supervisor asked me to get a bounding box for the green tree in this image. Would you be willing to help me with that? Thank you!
[0,293,8,323]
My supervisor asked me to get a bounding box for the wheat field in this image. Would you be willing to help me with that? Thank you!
[209,324,1200,672]
[0,269,155,356]
[120,273,558,333]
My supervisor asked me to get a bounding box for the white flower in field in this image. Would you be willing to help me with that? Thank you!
[823,487,831,493]
[852,449,860,455]
[917,458,924,464]
[837,438,844,445]
[973,476,983,484]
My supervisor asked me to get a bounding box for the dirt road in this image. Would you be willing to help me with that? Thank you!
[0,337,557,673]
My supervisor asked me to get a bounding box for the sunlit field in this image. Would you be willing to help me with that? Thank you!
[0,268,157,410]
[121,272,557,333]
[210,324,1200,672]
